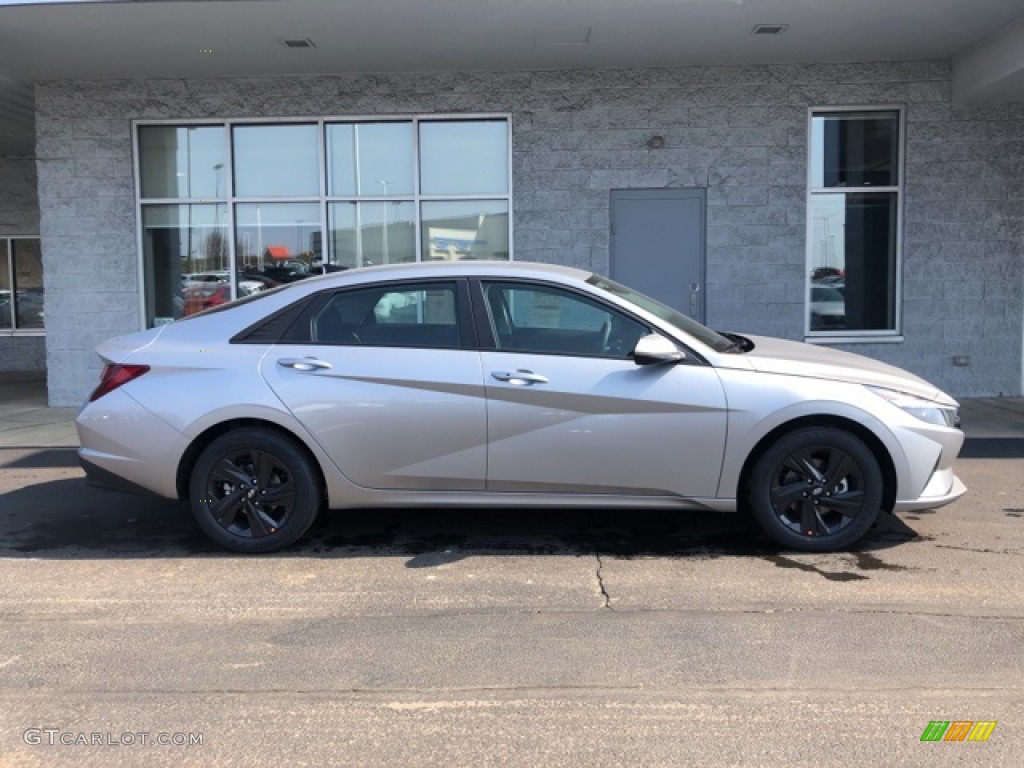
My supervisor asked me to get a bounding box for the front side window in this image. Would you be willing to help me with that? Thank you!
[0,237,44,333]
[310,281,461,349]
[482,282,647,359]
[136,116,511,328]
[807,109,901,336]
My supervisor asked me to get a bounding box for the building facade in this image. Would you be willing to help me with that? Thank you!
[24,60,1022,405]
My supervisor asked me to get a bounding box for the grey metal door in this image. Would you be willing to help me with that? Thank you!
[610,188,706,321]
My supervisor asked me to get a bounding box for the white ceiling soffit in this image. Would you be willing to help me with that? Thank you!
[953,13,1024,103]
[0,0,1022,81]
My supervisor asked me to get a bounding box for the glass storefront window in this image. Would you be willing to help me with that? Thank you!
[808,110,901,336]
[421,201,509,261]
[327,122,415,197]
[329,202,416,269]
[137,116,511,327]
[232,124,320,197]
[419,120,509,195]
[0,238,44,333]
[234,203,322,286]
[0,247,11,330]
[138,125,226,200]
[142,205,229,325]
[12,239,44,330]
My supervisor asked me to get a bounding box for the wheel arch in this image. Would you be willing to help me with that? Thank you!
[735,415,897,515]
[175,418,328,503]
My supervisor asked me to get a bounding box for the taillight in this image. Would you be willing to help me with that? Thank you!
[88,364,150,402]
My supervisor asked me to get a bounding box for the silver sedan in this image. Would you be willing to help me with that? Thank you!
[77,261,965,553]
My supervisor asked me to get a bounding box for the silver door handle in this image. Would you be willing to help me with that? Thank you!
[689,282,700,317]
[491,369,549,386]
[277,357,333,371]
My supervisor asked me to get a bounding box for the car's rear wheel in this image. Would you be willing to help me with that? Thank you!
[189,428,322,553]
[747,427,883,552]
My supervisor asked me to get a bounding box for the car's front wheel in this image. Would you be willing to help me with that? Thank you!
[746,427,884,552]
[189,428,322,553]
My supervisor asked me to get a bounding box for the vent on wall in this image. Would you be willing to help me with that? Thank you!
[752,24,789,35]
[282,38,316,49]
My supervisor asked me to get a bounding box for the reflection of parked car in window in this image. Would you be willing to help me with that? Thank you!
[183,282,231,316]
[182,272,230,288]
[810,285,845,330]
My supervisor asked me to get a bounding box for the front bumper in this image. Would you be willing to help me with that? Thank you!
[893,467,967,512]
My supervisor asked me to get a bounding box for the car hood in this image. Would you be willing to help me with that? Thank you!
[728,335,954,405]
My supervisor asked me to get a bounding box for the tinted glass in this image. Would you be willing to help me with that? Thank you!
[142,204,230,325]
[329,202,416,269]
[139,125,227,199]
[11,239,44,330]
[310,282,460,348]
[809,192,897,331]
[421,201,509,261]
[232,124,320,197]
[811,111,899,188]
[419,120,508,195]
[483,282,647,358]
[0,243,11,329]
[327,122,414,196]
[234,202,322,288]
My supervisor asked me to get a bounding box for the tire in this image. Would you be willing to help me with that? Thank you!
[746,427,883,553]
[189,428,322,554]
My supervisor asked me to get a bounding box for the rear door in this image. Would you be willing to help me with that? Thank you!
[260,279,487,490]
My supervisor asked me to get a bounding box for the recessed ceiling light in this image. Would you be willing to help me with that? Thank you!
[282,38,316,49]
[752,24,789,35]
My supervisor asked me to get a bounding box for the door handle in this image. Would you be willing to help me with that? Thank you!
[689,282,701,318]
[491,369,549,386]
[277,357,333,372]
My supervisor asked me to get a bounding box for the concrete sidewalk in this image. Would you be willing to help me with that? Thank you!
[2,370,1024,448]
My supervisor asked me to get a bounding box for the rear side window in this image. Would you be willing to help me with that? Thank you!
[308,281,463,349]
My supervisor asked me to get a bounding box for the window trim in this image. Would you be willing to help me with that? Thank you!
[804,105,905,343]
[133,114,513,331]
[0,235,44,337]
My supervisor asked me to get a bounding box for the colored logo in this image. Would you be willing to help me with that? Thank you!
[920,721,996,742]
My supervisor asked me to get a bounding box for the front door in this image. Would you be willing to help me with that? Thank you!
[610,188,706,321]
[478,280,728,498]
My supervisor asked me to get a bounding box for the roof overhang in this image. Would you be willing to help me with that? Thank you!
[1,0,1023,156]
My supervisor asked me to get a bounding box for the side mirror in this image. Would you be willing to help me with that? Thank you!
[632,333,685,365]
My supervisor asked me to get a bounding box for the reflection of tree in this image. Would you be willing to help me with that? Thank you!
[203,231,227,266]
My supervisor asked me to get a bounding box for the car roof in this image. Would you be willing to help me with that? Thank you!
[323,260,592,285]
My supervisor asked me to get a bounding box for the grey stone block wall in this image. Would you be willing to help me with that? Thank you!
[35,61,1024,404]
[0,156,45,372]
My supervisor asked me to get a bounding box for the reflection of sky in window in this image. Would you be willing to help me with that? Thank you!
[328,123,414,196]
[232,125,320,197]
[420,121,508,195]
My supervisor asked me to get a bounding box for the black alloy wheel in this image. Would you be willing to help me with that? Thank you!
[190,428,322,553]
[747,427,884,552]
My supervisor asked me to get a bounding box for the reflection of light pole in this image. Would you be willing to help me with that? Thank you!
[378,180,389,264]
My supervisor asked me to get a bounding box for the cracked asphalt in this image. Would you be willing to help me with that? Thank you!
[0,444,1022,767]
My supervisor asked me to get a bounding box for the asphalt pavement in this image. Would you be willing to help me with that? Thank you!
[1,372,1023,766]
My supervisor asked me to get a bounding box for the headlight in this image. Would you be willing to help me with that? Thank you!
[866,386,959,428]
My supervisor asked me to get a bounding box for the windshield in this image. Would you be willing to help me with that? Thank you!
[586,274,736,353]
